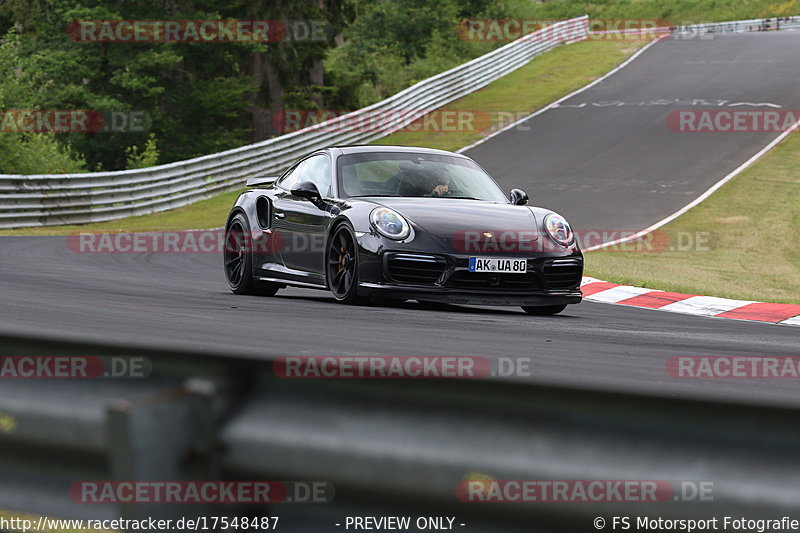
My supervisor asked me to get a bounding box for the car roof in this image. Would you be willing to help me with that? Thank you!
[327,145,468,158]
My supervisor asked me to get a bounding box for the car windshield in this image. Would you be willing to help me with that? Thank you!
[338,152,508,202]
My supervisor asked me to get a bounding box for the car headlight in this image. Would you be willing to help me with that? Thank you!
[370,207,411,240]
[543,213,574,246]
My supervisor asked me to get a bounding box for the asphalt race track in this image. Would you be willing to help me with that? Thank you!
[2,33,798,404]
[467,32,800,233]
[2,235,799,406]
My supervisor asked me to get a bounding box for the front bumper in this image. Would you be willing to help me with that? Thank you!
[357,245,584,306]
[358,281,582,306]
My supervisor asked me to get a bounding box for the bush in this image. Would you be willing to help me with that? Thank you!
[0,133,86,174]
[125,133,160,170]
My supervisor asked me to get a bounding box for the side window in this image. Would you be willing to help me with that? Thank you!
[278,155,332,196]
[300,155,332,197]
[278,160,307,191]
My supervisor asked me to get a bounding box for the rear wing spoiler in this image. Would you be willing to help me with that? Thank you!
[245,176,278,187]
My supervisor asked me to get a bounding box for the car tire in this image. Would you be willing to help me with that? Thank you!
[327,222,363,305]
[521,304,568,315]
[224,213,280,296]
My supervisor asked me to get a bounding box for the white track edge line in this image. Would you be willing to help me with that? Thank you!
[457,36,664,154]
[586,117,800,251]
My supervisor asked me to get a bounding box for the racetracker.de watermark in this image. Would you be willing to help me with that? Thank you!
[456,479,713,503]
[275,109,641,135]
[69,230,227,253]
[273,355,533,379]
[71,481,333,504]
[667,356,800,378]
[668,109,800,133]
[453,229,714,253]
[0,356,151,379]
[0,110,150,133]
[68,20,330,43]
[272,109,492,134]
[271,108,800,137]
[457,19,672,42]
[67,229,715,254]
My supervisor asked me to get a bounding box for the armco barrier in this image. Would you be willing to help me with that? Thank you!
[0,17,589,229]
[1,332,800,531]
[673,15,800,35]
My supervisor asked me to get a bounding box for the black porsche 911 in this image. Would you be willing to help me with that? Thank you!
[223,146,583,315]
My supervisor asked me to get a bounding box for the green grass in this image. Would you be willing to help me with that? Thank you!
[374,40,645,152]
[585,133,800,303]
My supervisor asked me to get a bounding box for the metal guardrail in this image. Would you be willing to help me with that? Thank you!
[0,17,590,229]
[1,332,800,531]
[591,16,800,37]
[673,16,800,35]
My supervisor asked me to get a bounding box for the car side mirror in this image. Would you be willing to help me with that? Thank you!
[510,189,529,205]
[291,181,323,205]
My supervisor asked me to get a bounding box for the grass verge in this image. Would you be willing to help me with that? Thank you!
[585,132,800,303]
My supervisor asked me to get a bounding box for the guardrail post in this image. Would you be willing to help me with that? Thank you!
[106,378,220,521]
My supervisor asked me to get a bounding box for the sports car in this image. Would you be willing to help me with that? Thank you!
[223,146,583,314]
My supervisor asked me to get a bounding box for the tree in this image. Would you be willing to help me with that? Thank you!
[0,0,350,168]
[0,29,86,173]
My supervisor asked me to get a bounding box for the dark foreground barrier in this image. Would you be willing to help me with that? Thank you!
[1,332,799,532]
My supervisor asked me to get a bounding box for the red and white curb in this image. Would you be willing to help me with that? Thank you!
[581,277,800,327]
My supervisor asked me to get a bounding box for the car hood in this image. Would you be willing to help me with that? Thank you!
[368,197,539,239]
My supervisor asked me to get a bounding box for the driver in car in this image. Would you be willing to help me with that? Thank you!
[398,166,451,197]
[431,179,449,197]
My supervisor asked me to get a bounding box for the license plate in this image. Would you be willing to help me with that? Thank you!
[469,258,527,273]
